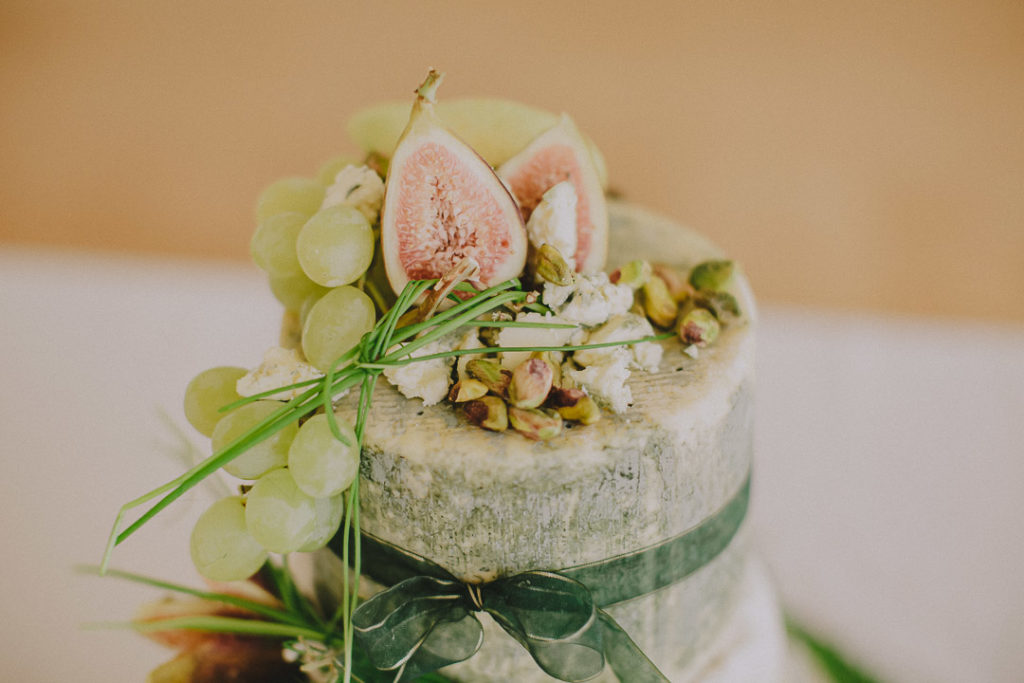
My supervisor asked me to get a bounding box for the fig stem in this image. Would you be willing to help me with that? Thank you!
[416,69,444,104]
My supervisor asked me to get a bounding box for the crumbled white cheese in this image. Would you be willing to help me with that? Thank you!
[321,164,385,223]
[574,313,663,372]
[497,312,577,370]
[564,352,633,413]
[526,181,577,269]
[552,273,633,327]
[237,347,323,400]
[382,331,467,406]
[541,281,575,308]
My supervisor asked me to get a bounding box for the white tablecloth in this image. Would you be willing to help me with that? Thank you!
[2,246,1021,682]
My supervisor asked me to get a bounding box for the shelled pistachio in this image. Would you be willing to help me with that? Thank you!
[508,406,563,440]
[535,244,575,286]
[462,396,509,431]
[449,379,489,403]
[466,358,512,397]
[641,275,679,328]
[678,306,720,347]
[653,263,692,302]
[549,387,601,425]
[689,260,734,292]
[509,357,555,409]
[610,260,652,289]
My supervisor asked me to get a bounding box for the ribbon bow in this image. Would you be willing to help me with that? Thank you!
[351,570,668,682]
[344,473,751,681]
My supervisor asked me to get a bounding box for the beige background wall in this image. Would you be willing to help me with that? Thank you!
[2,0,1022,321]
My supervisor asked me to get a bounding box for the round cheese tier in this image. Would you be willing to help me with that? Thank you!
[330,201,758,678]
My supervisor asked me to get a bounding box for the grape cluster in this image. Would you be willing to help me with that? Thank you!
[184,366,359,581]
[251,157,381,372]
[183,158,384,581]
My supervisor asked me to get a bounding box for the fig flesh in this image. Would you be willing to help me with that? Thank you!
[349,98,608,189]
[497,114,608,274]
[380,71,528,295]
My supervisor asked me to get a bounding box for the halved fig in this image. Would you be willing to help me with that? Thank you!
[349,98,609,189]
[380,71,528,295]
[497,114,608,274]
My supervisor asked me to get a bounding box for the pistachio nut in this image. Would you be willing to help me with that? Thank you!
[610,260,652,289]
[508,406,563,440]
[466,358,512,397]
[653,263,692,302]
[642,275,679,329]
[689,260,734,292]
[557,394,601,425]
[535,243,575,286]
[532,351,562,387]
[547,385,586,407]
[449,378,489,403]
[548,387,601,425]
[509,357,554,409]
[678,306,720,347]
[696,290,741,320]
[462,395,508,431]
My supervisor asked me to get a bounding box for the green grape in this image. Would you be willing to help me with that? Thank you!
[268,273,329,312]
[301,286,376,373]
[299,492,345,552]
[190,496,268,581]
[183,366,247,437]
[255,177,325,221]
[296,205,375,287]
[298,289,323,329]
[250,211,306,278]
[316,155,358,187]
[288,413,359,498]
[211,401,297,479]
[245,468,318,553]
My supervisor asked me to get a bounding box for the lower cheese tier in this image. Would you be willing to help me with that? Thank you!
[440,529,788,682]
[310,540,787,683]
[327,202,760,677]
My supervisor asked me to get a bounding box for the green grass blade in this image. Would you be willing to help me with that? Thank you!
[217,376,325,413]
[787,620,883,683]
[381,291,523,361]
[364,333,675,368]
[474,320,577,329]
[78,565,309,628]
[385,279,521,347]
[110,383,324,551]
[117,615,328,640]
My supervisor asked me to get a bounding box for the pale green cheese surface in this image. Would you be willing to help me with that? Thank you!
[327,202,760,678]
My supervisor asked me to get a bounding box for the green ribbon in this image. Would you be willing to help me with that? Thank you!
[343,473,750,682]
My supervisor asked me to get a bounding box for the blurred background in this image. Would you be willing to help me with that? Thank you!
[3,0,1022,320]
[2,1,1023,682]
